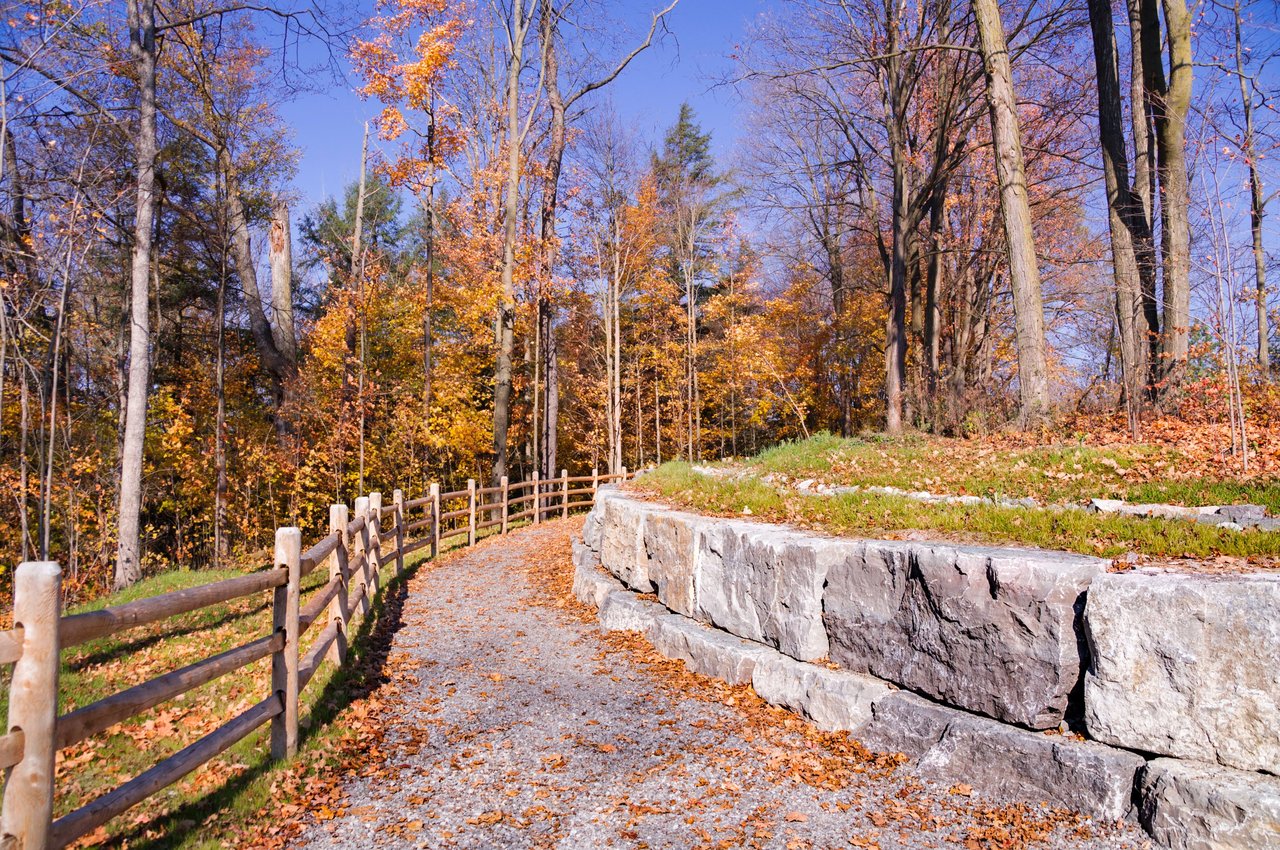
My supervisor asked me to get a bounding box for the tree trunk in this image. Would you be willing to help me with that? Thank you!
[885,148,909,435]
[423,101,436,419]
[1145,0,1193,394]
[493,1,528,486]
[972,0,1051,425]
[883,18,910,436]
[115,0,158,589]
[1128,0,1162,389]
[269,202,296,368]
[220,149,290,411]
[1087,0,1145,433]
[215,211,228,568]
[924,183,945,403]
[537,0,565,478]
[1231,0,1268,370]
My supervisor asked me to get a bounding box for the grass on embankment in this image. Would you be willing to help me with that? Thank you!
[746,433,1280,514]
[637,461,1280,561]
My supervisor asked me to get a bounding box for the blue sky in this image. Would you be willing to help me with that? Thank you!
[278,0,774,211]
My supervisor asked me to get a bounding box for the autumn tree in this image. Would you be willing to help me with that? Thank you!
[652,104,731,459]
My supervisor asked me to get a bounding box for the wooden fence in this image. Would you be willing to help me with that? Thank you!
[0,467,631,849]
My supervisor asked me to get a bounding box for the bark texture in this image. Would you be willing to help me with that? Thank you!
[116,0,158,589]
[972,0,1050,424]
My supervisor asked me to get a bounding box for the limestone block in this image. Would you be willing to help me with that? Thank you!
[572,541,622,609]
[581,486,617,552]
[597,590,667,633]
[825,539,1104,728]
[647,614,774,685]
[695,521,834,661]
[1084,570,1280,774]
[1215,504,1266,523]
[750,653,890,733]
[599,496,656,593]
[572,536,597,572]
[858,692,1143,822]
[1138,758,1280,850]
[642,511,702,616]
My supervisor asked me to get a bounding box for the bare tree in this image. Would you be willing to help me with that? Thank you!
[534,0,676,478]
[1087,0,1148,434]
[115,0,158,589]
[972,0,1049,423]
[1141,0,1194,395]
[492,0,538,485]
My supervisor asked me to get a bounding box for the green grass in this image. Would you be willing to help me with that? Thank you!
[641,462,1280,560]
[741,434,1280,514]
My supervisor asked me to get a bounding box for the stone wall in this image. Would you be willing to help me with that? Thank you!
[576,487,1280,849]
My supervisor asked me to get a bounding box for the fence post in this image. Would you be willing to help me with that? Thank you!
[561,469,569,519]
[393,489,406,575]
[271,527,301,760]
[367,493,383,599]
[532,470,541,525]
[429,483,440,558]
[327,504,349,666]
[500,475,510,535]
[467,479,477,546]
[353,496,370,617]
[0,561,61,850]
[592,467,599,501]
[621,465,628,482]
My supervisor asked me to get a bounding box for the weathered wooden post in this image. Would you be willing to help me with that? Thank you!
[327,504,349,666]
[592,467,599,500]
[500,475,510,535]
[353,496,370,617]
[467,479,477,547]
[0,561,61,850]
[271,528,301,760]
[429,483,440,558]
[393,489,406,575]
[621,465,628,482]
[561,469,569,519]
[367,492,383,598]
[532,470,541,525]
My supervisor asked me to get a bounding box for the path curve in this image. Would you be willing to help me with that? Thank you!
[298,520,1145,850]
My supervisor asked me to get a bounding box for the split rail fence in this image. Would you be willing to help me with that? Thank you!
[0,467,632,849]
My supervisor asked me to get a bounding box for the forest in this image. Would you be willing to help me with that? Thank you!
[0,0,1276,599]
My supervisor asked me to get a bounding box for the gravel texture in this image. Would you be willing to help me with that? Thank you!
[297,520,1148,850]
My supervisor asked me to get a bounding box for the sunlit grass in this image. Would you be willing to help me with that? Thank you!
[640,461,1280,560]
[744,434,1280,513]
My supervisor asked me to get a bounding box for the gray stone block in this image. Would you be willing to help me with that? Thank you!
[599,495,656,593]
[696,521,834,661]
[750,653,890,733]
[648,614,774,685]
[825,540,1104,729]
[1214,504,1267,523]
[858,692,1143,822]
[1084,570,1280,774]
[581,486,617,552]
[572,542,622,609]
[1139,758,1280,850]
[597,590,667,633]
[643,511,701,616]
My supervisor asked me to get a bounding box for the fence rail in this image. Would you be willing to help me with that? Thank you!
[0,466,632,849]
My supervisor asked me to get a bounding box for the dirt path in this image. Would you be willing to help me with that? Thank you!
[296,520,1146,850]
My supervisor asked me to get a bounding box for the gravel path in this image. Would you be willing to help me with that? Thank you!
[297,520,1148,850]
